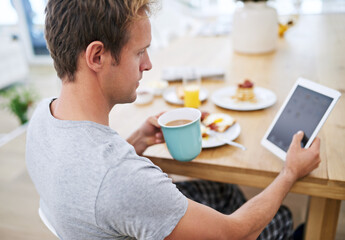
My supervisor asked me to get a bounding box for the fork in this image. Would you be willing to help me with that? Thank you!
[207,129,246,151]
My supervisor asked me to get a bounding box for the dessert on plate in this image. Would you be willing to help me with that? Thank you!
[232,79,256,102]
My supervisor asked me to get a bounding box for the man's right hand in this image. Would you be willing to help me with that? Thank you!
[284,131,321,182]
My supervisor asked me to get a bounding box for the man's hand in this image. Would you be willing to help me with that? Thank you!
[283,131,321,181]
[127,112,165,155]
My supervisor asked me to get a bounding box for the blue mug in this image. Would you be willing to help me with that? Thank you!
[158,108,202,162]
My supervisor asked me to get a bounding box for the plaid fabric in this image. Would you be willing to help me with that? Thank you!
[175,180,293,240]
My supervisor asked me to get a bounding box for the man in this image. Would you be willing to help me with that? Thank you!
[26,0,321,239]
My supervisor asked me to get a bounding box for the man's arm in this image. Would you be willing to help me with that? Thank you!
[166,131,321,240]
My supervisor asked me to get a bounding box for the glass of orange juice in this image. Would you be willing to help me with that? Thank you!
[183,68,201,108]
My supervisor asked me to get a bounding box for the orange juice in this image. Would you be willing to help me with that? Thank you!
[184,85,200,108]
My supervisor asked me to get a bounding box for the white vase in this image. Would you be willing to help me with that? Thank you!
[232,2,278,54]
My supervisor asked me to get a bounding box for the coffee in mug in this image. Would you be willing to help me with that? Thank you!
[165,119,192,127]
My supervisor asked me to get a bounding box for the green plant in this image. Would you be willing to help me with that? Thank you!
[0,85,38,125]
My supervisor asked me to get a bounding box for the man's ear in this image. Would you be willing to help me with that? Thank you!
[85,41,106,72]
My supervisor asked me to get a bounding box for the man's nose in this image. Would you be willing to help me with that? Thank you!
[140,52,152,72]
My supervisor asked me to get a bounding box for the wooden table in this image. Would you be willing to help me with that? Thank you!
[110,14,345,240]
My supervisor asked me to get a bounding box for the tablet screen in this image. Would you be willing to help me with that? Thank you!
[267,85,333,152]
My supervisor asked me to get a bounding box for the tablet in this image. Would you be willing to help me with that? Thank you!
[261,77,341,161]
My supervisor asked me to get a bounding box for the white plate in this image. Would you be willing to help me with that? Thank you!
[211,86,277,111]
[163,87,208,105]
[202,123,241,148]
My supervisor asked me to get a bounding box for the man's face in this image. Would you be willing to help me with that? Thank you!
[101,15,152,105]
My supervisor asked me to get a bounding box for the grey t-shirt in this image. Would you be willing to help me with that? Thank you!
[26,98,188,240]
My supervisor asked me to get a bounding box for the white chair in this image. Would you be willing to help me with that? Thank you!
[38,208,59,238]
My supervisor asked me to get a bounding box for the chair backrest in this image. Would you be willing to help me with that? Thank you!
[38,208,59,238]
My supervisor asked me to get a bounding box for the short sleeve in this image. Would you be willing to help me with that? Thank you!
[95,157,188,240]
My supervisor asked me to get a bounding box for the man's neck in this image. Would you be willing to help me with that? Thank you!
[50,74,111,126]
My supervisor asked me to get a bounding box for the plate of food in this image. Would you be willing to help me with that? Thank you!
[163,86,209,105]
[211,79,277,111]
[200,112,241,148]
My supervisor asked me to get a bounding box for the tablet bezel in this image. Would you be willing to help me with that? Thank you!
[261,77,341,161]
